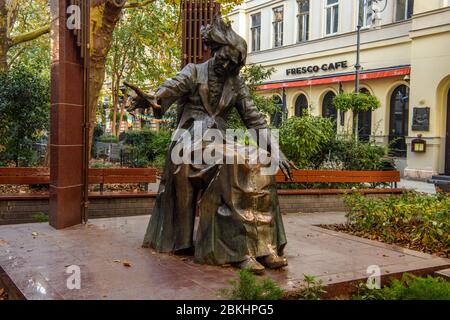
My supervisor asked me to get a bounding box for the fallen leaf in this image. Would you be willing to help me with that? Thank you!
[31,232,38,237]
[0,239,8,246]
[113,259,121,263]
[122,260,131,267]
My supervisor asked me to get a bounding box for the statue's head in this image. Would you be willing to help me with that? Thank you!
[201,15,247,77]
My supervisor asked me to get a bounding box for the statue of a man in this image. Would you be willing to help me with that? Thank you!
[127,16,294,274]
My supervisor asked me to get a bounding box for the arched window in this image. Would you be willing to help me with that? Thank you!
[389,85,409,157]
[357,88,372,142]
[322,91,337,130]
[271,95,283,127]
[295,94,308,117]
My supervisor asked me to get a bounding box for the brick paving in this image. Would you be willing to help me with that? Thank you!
[0,212,448,300]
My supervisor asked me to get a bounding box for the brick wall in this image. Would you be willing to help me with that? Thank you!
[0,196,155,225]
[0,192,395,225]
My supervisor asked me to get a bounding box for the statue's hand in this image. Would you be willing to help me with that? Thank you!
[123,81,161,112]
[279,153,298,181]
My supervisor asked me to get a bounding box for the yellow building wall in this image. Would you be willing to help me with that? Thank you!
[406,29,450,177]
[413,0,444,14]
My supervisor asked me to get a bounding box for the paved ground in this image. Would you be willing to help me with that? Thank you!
[0,213,448,300]
[398,179,436,194]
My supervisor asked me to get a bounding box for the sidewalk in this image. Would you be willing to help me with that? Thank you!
[398,179,436,194]
[1,213,448,299]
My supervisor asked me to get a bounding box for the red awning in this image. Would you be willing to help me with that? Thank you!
[257,67,411,91]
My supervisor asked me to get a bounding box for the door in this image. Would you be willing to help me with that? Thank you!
[389,85,409,157]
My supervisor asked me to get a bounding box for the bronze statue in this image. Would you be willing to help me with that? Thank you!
[126,16,294,274]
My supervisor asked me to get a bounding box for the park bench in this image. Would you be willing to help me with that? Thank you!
[275,169,400,188]
[0,167,158,192]
[1,168,401,194]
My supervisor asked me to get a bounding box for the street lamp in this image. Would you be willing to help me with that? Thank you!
[355,0,387,93]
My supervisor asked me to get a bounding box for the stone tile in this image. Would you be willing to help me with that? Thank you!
[0,213,449,299]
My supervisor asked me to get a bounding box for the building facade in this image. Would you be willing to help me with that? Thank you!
[227,0,450,179]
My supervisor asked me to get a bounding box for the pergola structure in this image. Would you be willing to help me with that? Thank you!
[49,0,219,229]
[49,0,90,229]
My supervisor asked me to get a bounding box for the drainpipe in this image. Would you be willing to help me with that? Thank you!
[82,0,91,224]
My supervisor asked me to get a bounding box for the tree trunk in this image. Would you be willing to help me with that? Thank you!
[112,92,119,136]
[0,0,9,73]
[353,110,359,141]
[88,0,125,149]
[118,93,127,134]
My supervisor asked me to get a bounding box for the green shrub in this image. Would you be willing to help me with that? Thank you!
[0,66,50,167]
[344,192,449,256]
[123,129,171,168]
[90,162,115,169]
[220,269,284,300]
[31,213,49,222]
[279,115,389,172]
[329,136,389,171]
[279,115,335,169]
[97,135,119,143]
[353,274,450,300]
[297,274,327,300]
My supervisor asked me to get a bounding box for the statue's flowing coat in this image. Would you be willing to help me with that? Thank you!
[142,61,287,264]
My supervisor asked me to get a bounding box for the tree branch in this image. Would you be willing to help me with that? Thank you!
[10,25,50,47]
[124,0,155,9]
[7,46,26,68]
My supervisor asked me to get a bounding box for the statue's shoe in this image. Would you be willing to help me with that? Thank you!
[234,257,265,275]
[173,247,195,256]
[258,254,288,269]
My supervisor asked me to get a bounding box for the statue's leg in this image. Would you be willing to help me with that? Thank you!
[172,164,198,253]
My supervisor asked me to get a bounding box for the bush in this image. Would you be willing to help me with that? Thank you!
[329,136,389,171]
[0,66,50,167]
[219,269,284,300]
[279,115,389,172]
[97,135,119,143]
[90,162,115,169]
[32,213,49,223]
[279,115,335,169]
[353,273,450,300]
[279,113,392,172]
[123,129,171,168]
[344,192,449,257]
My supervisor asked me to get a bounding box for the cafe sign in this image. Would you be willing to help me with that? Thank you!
[286,61,349,76]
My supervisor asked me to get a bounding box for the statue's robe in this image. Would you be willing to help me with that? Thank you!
[142,60,287,265]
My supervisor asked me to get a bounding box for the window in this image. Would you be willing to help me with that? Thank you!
[273,6,284,47]
[295,94,308,117]
[271,95,283,127]
[325,0,339,35]
[322,91,338,131]
[395,0,414,22]
[250,13,261,52]
[359,0,373,27]
[389,85,409,157]
[297,0,310,42]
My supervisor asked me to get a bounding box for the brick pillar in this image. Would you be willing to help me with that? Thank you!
[49,0,84,229]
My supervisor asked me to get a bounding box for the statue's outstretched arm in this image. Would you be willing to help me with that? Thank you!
[126,63,197,118]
